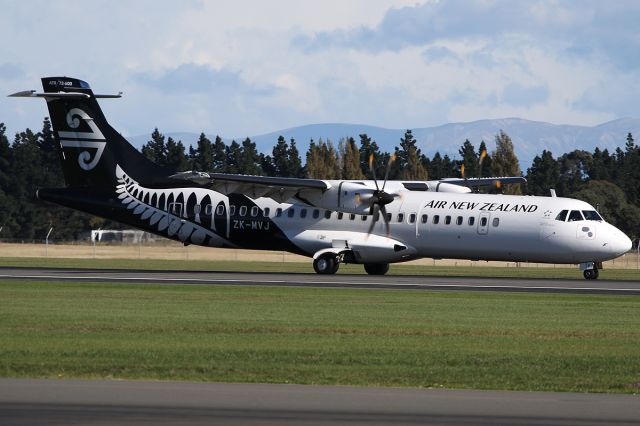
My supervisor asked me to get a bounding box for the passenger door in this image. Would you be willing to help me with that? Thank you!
[477,212,490,235]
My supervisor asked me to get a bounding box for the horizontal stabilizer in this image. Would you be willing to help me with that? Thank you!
[8,90,122,99]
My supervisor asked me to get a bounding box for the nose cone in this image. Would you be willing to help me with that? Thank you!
[610,227,632,257]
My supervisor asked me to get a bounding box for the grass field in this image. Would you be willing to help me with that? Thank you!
[1,255,640,280]
[1,279,639,393]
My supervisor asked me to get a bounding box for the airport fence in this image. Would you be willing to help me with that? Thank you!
[0,237,639,269]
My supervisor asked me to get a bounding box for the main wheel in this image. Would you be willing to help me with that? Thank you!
[364,263,390,275]
[583,269,598,280]
[313,253,339,274]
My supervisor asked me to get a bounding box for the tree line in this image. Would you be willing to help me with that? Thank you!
[0,118,638,242]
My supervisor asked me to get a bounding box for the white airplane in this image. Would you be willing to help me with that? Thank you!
[10,77,632,279]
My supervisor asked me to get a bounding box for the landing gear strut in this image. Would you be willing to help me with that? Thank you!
[313,253,340,275]
[580,261,601,280]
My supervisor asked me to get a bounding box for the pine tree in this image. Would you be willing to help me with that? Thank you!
[358,133,383,178]
[526,150,560,195]
[192,133,214,172]
[491,130,522,194]
[237,137,263,175]
[458,139,477,178]
[341,136,365,179]
[141,128,168,166]
[287,139,303,177]
[477,141,492,178]
[272,136,290,177]
[166,137,189,172]
[211,136,227,172]
[396,130,427,180]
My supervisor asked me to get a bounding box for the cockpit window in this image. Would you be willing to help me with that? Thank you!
[568,210,584,222]
[555,210,568,221]
[582,210,603,221]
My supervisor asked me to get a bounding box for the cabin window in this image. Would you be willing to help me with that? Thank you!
[409,213,416,224]
[313,209,320,219]
[239,206,247,217]
[468,217,475,226]
[229,205,236,216]
[349,213,356,220]
[324,210,332,219]
[264,207,270,217]
[250,206,259,217]
[205,204,213,215]
[386,213,392,222]
[492,218,500,227]
[397,213,404,223]
[337,212,344,220]
[582,210,603,221]
[568,210,584,222]
[300,208,307,219]
[288,208,295,218]
[169,202,182,216]
[421,214,428,224]
[276,208,283,217]
[445,215,451,225]
[555,210,568,221]
[456,216,463,225]
[194,204,201,215]
[480,217,488,227]
[433,215,440,224]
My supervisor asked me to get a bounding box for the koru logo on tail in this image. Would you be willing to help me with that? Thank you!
[58,108,106,171]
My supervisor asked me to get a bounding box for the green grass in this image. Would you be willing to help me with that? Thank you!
[1,280,639,393]
[1,256,640,280]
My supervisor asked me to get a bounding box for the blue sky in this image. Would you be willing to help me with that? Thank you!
[1,0,638,139]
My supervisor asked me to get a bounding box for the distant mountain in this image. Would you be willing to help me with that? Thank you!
[128,117,640,170]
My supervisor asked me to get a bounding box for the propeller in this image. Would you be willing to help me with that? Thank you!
[360,153,399,237]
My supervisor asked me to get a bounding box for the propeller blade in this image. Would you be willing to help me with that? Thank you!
[382,153,396,191]
[380,204,390,237]
[366,204,379,238]
[369,153,380,191]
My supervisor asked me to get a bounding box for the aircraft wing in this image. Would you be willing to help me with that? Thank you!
[439,176,527,188]
[169,171,329,203]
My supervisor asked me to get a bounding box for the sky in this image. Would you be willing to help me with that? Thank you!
[1,0,639,140]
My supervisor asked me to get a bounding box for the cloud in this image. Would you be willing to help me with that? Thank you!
[295,1,640,72]
[134,64,275,96]
[502,83,549,107]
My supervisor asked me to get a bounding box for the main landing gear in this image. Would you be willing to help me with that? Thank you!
[313,253,340,275]
[580,261,601,280]
[312,253,390,276]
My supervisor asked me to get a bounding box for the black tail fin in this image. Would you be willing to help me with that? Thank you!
[41,77,169,189]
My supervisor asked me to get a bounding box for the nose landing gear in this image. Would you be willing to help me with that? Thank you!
[580,261,602,280]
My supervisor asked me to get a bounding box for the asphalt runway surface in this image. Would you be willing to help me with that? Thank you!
[0,266,639,295]
[1,378,639,426]
[2,269,639,424]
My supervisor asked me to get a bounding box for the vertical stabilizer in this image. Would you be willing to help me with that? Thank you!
[39,77,168,188]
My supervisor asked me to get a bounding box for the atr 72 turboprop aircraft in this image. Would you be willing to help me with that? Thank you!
[10,77,632,279]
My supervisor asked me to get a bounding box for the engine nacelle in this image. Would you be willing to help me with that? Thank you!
[431,182,472,193]
[299,181,378,215]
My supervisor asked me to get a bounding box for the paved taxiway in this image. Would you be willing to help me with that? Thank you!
[0,266,639,295]
[1,378,639,426]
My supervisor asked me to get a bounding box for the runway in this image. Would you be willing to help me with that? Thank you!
[0,266,639,295]
[1,378,639,426]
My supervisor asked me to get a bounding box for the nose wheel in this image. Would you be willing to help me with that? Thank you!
[583,268,599,280]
